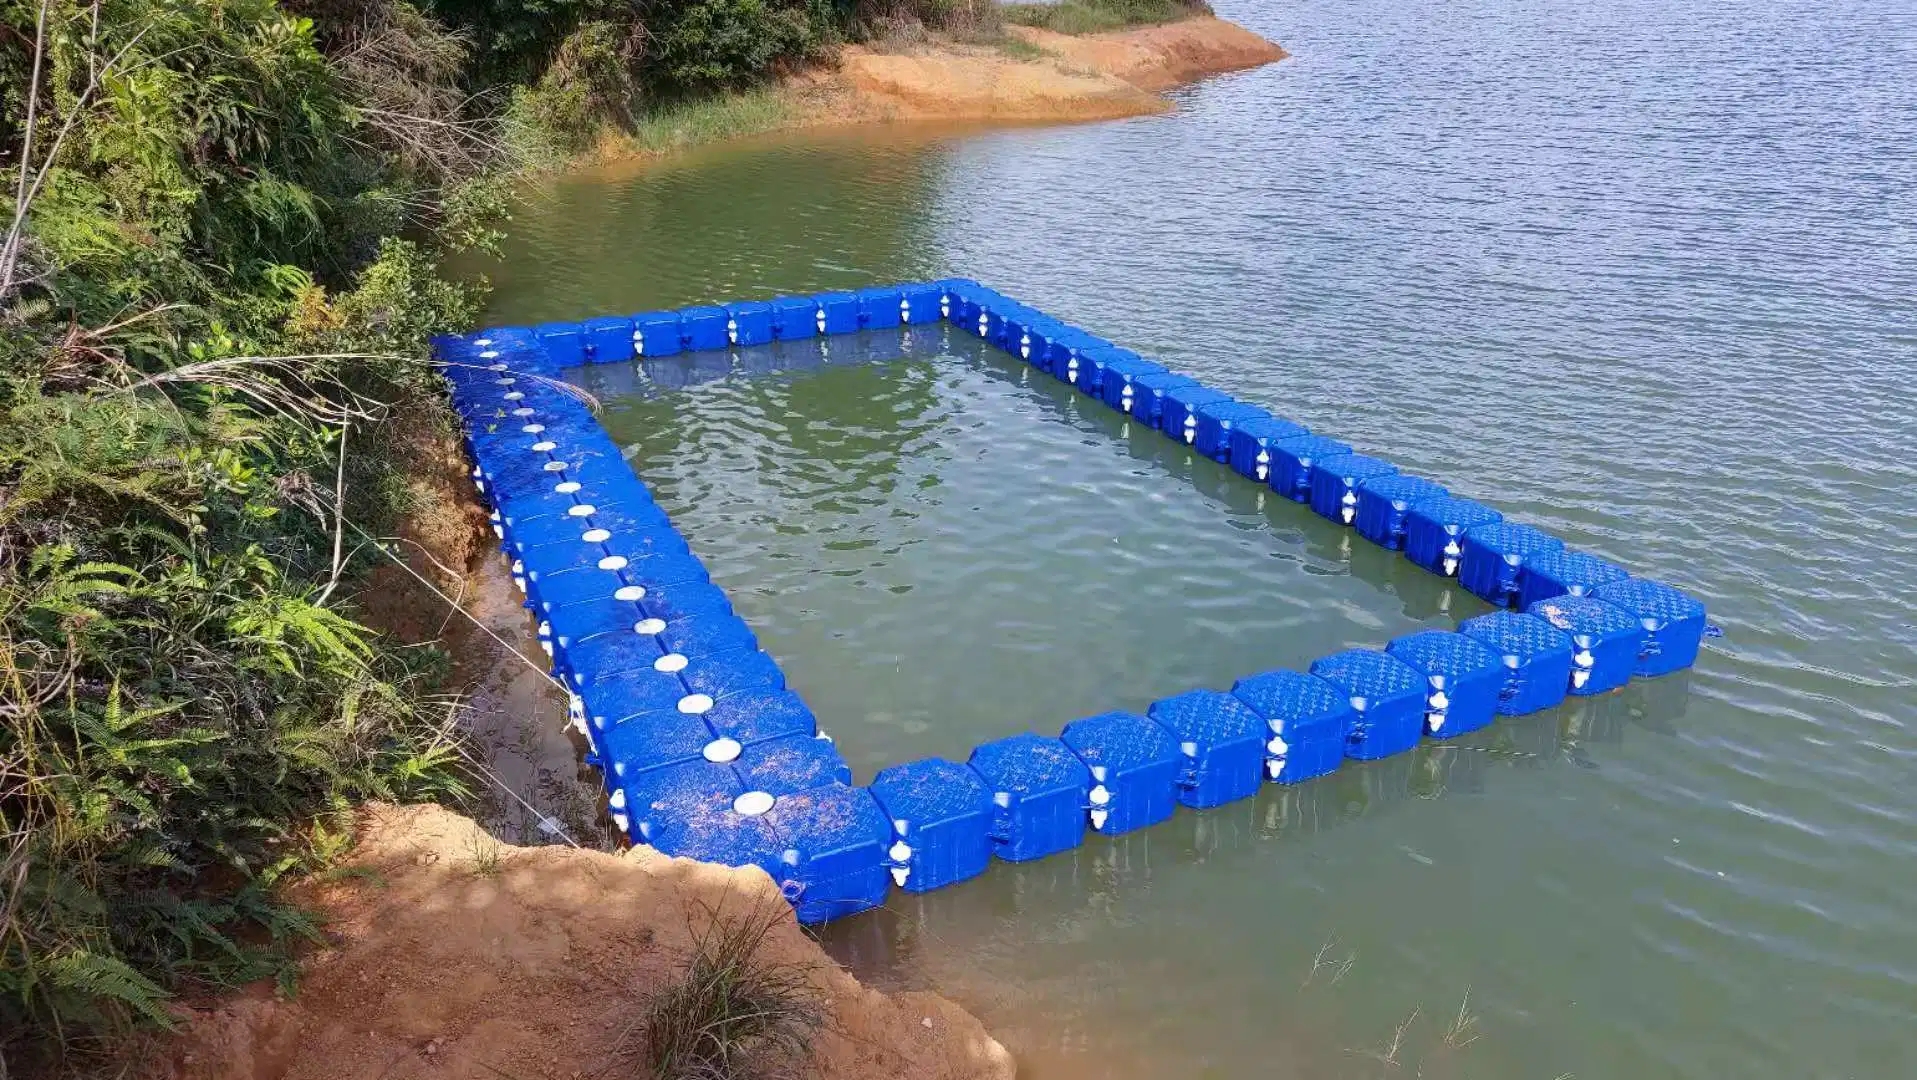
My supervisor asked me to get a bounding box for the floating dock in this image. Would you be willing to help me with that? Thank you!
[434,281,1711,923]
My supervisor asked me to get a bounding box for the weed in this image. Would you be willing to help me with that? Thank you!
[640,901,825,1080]
[1001,0,1211,36]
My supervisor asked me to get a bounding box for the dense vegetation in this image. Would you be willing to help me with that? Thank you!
[0,0,1211,1070]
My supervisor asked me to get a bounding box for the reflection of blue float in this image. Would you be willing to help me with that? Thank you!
[440,279,1711,924]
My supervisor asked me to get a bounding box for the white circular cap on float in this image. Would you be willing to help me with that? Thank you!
[582,528,611,543]
[733,791,775,816]
[479,350,500,359]
[888,841,912,863]
[634,618,666,635]
[496,377,515,385]
[531,440,556,452]
[597,555,628,571]
[543,461,567,472]
[702,737,742,763]
[613,585,647,602]
[504,391,524,401]
[554,480,581,493]
[568,504,595,517]
[654,653,688,673]
[521,423,544,433]
[678,693,714,715]
[512,407,534,417]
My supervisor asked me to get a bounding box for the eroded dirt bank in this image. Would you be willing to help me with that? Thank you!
[158,803,1014,1080]
[793,16,1286,125]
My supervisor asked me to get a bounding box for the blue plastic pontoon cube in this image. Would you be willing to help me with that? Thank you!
[575,669,697,736]
[1592,578,1708,677]
[541,596,646,654]
[869,758,995,894]
[813,291,860,335]
[855,286,903,330]
[1458,610,1575,716]
[636,579,735,621]
[1126,370,1198,425]
[534,322,586,366]
[1386,630,1504,739]
[1096,360,1165,416]
[1517,549,1630,610]
[1231,669,1355,784]
[1226,415,1310,482]
[631,312,683,357]
[558,629,667,690]
[768,296,820,340]
[1160,386,1233,444]
[763,785,893,924]
[1059,711,1182,835]
[597,708,717,783]
[1526,595,1645,696]
[698,689,817,745]
[1460,523,1566,607]
[1192,401,1273,463]
[1308,649,1427,761]
[678,647,787,701]
[646,609,759,660]
[725,301,774,347]
[1354,474,1449,550]
[1403,496,1504,576]
[967,733,1091,863]
[1309,453,1400,526]
[1010,315,1057,366]
[1269,434,1352,503]
[583,316,634,363]
[731,733,852,796]
[1068,345,1133,397]
[678,306,729,351]
[1147,690,1267,809]
[898,283,941,324]
[635,783,783,874]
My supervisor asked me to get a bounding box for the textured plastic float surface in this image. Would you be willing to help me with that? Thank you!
[1127,371,1200,424]
[1193,401,1274,463]
[1100,358,1173,412]
[763,785,893,924]
[1457,610,1575,716]
[967,733,1091,862]
[583,316,635,363]
[1593,578,1708,676]
[1386,630,1504,739]
[1403,496,1504,576]
[768,296,819,340]
[1460,523,1566,606]
[629,312,683,357]
[697,689,818,745]
[869,759,995,893]
[731,734,852,796]
[1527,595,1645,696]
[1146,690,1267,809]
[814,291,860,335]
[1308,649,1428,760]
[1309,453,1401,526]
[1354,474,1449,550]
[725,301,774,347]
[1060,711,1183,835]
[1160,386,1234,444]
[678,306,729,351]
[1227,415,1311,482]
[1231,669,1355,784]
[1270,434,1353,503]
[1518,549,1631,610]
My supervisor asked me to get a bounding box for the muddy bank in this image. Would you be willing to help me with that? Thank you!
[795,17,1286,125]
[156,803,1014,1080]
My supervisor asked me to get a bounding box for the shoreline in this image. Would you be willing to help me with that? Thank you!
[577,16,1286,168]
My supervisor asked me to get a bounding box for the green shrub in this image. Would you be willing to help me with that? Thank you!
[650,0,839,95]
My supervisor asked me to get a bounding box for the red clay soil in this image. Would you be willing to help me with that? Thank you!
[154,803,1014,1080]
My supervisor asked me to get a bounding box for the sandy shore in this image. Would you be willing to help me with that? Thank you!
[795,17,1286,125]
[156,803,1014,1080]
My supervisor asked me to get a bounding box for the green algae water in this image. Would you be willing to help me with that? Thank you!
[470,1,1917,1076]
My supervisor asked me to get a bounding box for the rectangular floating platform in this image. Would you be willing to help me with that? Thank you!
[434,280,1713,924]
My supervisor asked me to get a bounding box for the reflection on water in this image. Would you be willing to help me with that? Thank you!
[484,0,1917,1075]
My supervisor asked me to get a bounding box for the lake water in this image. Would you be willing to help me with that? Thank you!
[471,1,1917,1076]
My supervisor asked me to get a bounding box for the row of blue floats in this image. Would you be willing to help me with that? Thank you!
[433,279,1710,925]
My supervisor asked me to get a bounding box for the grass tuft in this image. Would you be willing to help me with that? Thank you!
[641,901,825,1080]
[622,93,794,158]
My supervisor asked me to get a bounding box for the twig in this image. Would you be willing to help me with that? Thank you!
[315,423,351,605]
